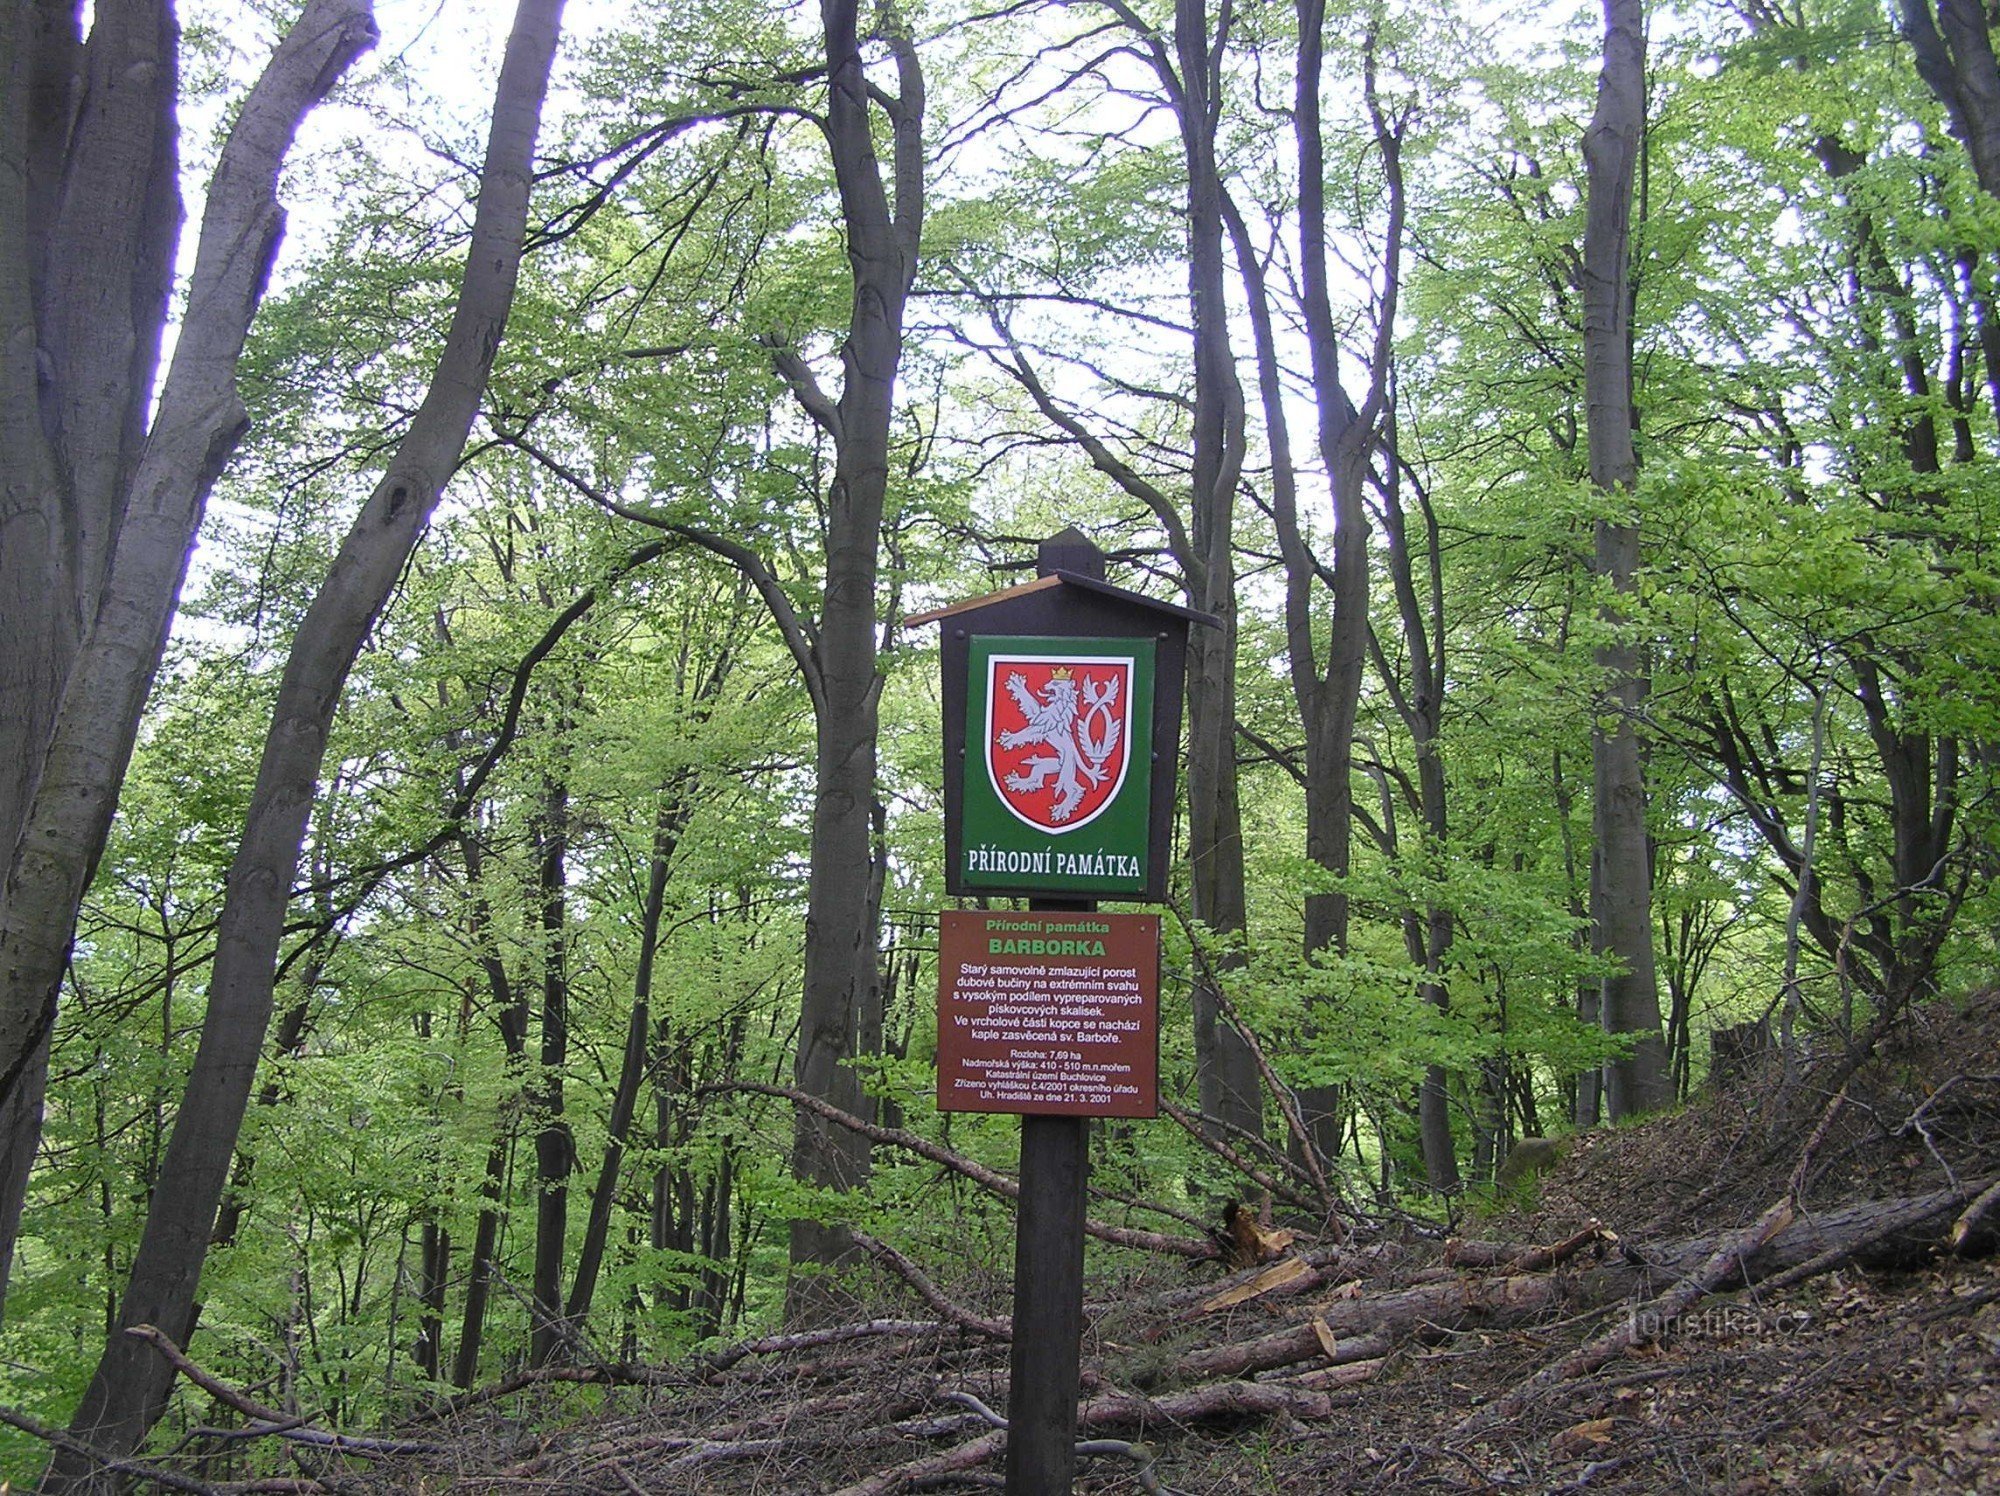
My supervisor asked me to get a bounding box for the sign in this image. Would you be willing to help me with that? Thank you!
[912,538,1211,905]
[936,910,1159,1118]
[959,636,1155,897]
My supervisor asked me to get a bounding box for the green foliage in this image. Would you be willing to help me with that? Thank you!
[11,0,2000,1468]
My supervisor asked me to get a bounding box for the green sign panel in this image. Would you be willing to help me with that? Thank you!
[958,635,1155,896]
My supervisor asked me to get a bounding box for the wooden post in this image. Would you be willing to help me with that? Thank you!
[912,531,1198,1494]
[1005,533,1108,1494]
[1006,540,1103,1491]
[1006,895,1093,1495]
[1005,1114,1088,1491]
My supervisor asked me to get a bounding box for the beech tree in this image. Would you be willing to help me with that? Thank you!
[1581,0,1671,1118]
[492,0,925,1315]
[4,6,2000,1477]
[49,0,567,1480]
[0,0,379,1320]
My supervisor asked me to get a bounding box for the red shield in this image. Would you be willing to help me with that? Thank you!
[984,653,1135,832]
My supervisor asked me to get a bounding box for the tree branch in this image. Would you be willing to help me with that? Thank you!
[502,433,826,708]
[712,1081,1219,1259]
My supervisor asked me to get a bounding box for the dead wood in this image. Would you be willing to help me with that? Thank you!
[1950,1174,2000,1255]
[402,1361,684,1424]
[835,1379,1339,1495]
[717,1082,1220,1258]
[127,1325,448,1458]
[1759,1171,2000,1290]
[0,1400,225,1493]
[1158,1097,1318,1209]
[832,1427,1011,1496]
[1171,904,1343,1223]
[1452,1194,1800,1438]
[1080,1378,1339,1427]
[1104,1241,1382,1321]
[1291,1355,1386,1390]
[1181,1272,1564,1379]
[1453,1082,1849,1437]
[1444,1220,1612,1272]
[852,1229,1010,1338]
[1184,1175,1989,1388]
[700,1317,947,1372]
[1630,1179,1987,1284]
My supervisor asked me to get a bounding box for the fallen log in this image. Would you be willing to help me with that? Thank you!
[1180,1272,1563,1380]
[1453,1193,1798,1439]
[1444,1220,1612,1272]
[832,1380,1340,1496]
[1449,1096,1993,1440]
[831,1428,1009,1496]
[853,1230,1010,1339]
[1180,1181,1992,1384]
[1629,1180,1993,1287]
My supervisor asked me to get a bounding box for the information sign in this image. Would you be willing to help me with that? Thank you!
[935,910,1159,1118]
[957,636,1157,898]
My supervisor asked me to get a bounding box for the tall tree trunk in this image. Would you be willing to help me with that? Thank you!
[1174,0,1262,1145]
[1898,2,2000,197]
[415,1220,449,1383]
[565,793,681,1330]
[0,0,376,1322]
[1582,0,1670,1122]
[1223,8,1409,1168]
[1375,451,1459,1192]
[1293,0,1378,967]
[529,776,572,1367]
[49,2,564,1480]
[782,0,923,1322]
[452,1133,512,1392]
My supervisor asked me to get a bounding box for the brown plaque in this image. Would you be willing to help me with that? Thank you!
[936,911,1159,1118]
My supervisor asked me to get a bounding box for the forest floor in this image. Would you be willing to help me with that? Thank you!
[174,993,2000,1494]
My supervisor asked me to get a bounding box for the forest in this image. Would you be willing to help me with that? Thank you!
[3,0,1999,1489]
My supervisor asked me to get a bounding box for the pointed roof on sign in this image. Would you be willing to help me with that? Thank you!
[905,530,1218,629]
[1037,525,1106,580]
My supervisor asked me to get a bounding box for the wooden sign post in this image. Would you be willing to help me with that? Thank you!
[911,531,1210,1494]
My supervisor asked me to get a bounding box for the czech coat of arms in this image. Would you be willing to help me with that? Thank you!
[984,654,1134,832]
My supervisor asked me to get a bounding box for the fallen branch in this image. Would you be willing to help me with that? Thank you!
[128,1325,448,1457]
[1454,1195,1799,1440]
[714,1081,1219,1259]
[1444,1221,1612,1273]
[1950,1175,2000,1255]
[401,1359,683,1424]
[1169,902,1343,1224]
[1762,1171,2000,1290]
[832,1427,1010,1496]
[837,1379,1333,1495]
[1292,1355,1386,1390]
[701,1318,945,1372]
[0,1399,224,1493]
[1158,1097,1317,1210]
[1080,1379,1339,1427]
[853,1230,1010,1339]
[1185,1171,1987,1389]
[1452,1083,1851,1438]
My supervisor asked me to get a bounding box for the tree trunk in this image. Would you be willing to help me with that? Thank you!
[530,776,573,1368]
[452,1132,512,1392]
[452,829,529,1391]
[564,795,679,1331]
[1898,2,2000,198]
[1581,0,1670,1121]
[49,2,564,1480]
[783,0,922,1322]
[1174,0,1261,1146]
[0,0,376,1322]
